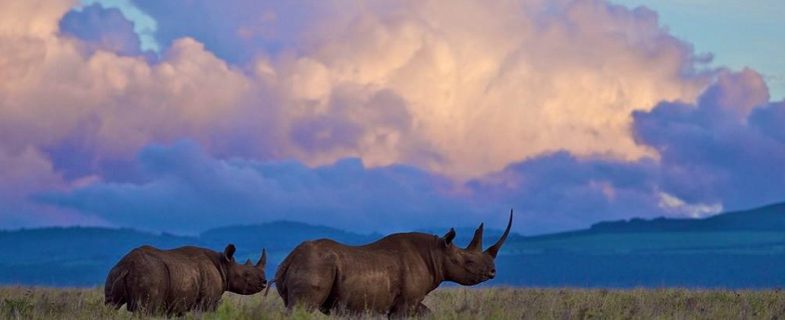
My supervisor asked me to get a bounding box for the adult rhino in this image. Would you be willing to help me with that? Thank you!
[274,210,513,317]
[105,244,267,316]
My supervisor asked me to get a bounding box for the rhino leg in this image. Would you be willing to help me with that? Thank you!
[137,292,167,315]
[280,249,337,314]
[389,301,430,318]
[286,280,333,314]
[126,275,167,315]
[199,298,221,312]
[104,291,125,310]
[415,302,432,317]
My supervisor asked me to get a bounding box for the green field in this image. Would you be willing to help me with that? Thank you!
[1,287,783,319]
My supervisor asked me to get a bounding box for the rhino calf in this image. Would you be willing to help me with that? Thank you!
[104,244,267,316]
[275,210,513,317]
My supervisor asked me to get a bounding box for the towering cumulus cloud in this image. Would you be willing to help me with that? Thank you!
[1,0,782,233]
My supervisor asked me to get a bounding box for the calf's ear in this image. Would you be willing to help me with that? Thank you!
[257,249,266,268]
[223,244,236,262]
[441,228,456,247]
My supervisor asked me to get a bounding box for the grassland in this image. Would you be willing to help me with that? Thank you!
[1,286,783,319]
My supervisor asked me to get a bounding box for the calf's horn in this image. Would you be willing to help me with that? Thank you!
[257,249,267,267]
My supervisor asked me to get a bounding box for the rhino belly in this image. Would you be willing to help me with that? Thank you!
[164,263,216,312]
[334,270,398,313]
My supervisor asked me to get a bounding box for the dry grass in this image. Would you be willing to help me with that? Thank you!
[1,286,783,319]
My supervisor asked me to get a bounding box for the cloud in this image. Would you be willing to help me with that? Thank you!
[464,151,664,233]
[59,3,143,56]
[2,0,715,180]
[79,0,160,52]
[37,140,472,234]
[0,146,105,228]
[37,68,784,234]
[467,69,784,233]
[34,69,785,235]
[633,69,785,211]
[231,0,715,177]
[2,0,781,233]
[98,0,714,178]
[129,0,328,62]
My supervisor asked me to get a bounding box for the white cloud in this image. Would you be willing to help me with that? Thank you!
[658,192,723,218]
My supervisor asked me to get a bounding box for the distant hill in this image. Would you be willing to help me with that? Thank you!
[201,220,382,251]
[0,222,380,286]
[495,202,785,288]
[506,202,785,255]
[0,227,196,286]
[588,202,785,233]
[2,202,785,288]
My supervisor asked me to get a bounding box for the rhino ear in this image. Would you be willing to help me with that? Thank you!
[223,244,236,262]
[441,228,456,246]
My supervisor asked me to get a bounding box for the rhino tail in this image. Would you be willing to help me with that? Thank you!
[273,250,297,302]
[104,268,128,309]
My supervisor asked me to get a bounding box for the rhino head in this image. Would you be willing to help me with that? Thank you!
[440,210,513,285]
[221,244,268,294]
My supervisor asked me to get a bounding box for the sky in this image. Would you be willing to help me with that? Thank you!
[1,0,783,235]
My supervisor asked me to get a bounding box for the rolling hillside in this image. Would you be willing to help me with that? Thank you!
[1,202,784,287]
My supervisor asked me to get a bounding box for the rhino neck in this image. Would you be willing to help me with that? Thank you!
[210,251,230,292]
[424,239,447,291]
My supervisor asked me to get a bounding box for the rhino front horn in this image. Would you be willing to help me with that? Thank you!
[485,209,513,258]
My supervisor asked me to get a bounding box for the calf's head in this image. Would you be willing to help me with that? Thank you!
[440,210,513,285]
[221,244,268,294]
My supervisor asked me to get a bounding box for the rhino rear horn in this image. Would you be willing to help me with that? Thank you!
[257,249,266,268]
[485,209,513,258]
[223,244,236,262]
[441,228,456,246]
[466,223,484,251]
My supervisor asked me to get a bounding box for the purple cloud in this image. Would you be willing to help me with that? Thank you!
[633,69,785,211]
[59,4,143,56]
[129,0,326,63]
[37,140,473,234]
[35,70,785,235]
